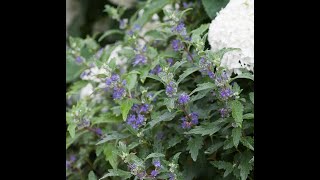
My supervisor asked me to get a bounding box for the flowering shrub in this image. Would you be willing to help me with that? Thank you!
[66,0,254,180]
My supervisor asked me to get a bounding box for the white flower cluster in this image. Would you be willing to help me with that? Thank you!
[208,0,254,74]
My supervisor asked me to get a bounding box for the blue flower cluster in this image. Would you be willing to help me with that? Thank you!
[150,160,161,178]
[166,81,177,97]
[171,39,184,51]
[178,93,190,105]
[149,65,162,75]
[181,112,199,129]
[105,73,127,100]
[126,103,150,129]
[133,45,147,66]
[199,57,215,79]
[66,155,76,169]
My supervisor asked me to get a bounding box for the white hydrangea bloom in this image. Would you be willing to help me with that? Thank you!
[208,0,254,74]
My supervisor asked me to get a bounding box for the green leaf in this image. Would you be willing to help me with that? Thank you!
[66,131,87,149]
[185,121,223,136]
[160,49,180,59]
[201,0,230,19]
[187,135,204,161]
[145,30,166,40]
[146,74,164,84]
[191,23,209,37]
[211,161,234,177]
[133,0,172,26]
[249,92,254,104]
[241,136,254,151]
[164,98,175,112]
[118,48,135,58]
[98,29,124,42]
[231,100,244,126]
[189,82,215,95]
[147,46,158,59]
[67,123,76,139]
[128,142,140,150]
[170,60,187,73]
[172,152,182,163]
[190,89,211,102]
[88,171,97,180]
[92,113,122,125]
[177,67,201,84]
[145,153,165,160]
[139,66,150,83]
[238,151,253,180]
[96,131,130,145]
[243,113,254,120]
[223,138,234,150]
[66,57,83,83]
[168,136,183,148]
[230,73,254,82]
[124,73,138,91]
[120,98,134,121]
[97,45,115,64]
[104,144,119,169]
[99,169,132,180]
[204,142,224,154]
[232,127,242,148]
[149,111,177,128]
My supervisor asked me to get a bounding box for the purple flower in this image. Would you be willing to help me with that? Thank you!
[119,19,127,29]
[126,113,144,129]
[111,74,120,82]
[133,24,141,31]
[128,164,137,171]
[166,82,176,97]
[122,80,127,86]
[113,87,125,100]
[181,117,192,129]
[106,78,112,86]
[132,104,140,112]
[181,112,198,129]
[219,108,229,118]
[95,128,102,136]
[187,53,195,61]
[153,160,161,168]
[128,163,136,171]
[183,2,193,8]
[189,112,199,125]
[75,56,83,64]
[66,161,71,169]
[171,39,183,51]
[136,114,145,124]
[137,171,146,179]
[172,22,187,36]
[178,93,190,105]
[69,155,76,162]
[127,30,134,36]
[208,70,215,79]
[167,58,174,66]
[139,104,149,113]
[168,173,175,180]
[150,65,162,75]
[133,54,147,66]
[151,169,159,177]
[220,87,233,100]
[142,45,147,52]
[96,48,103,58]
